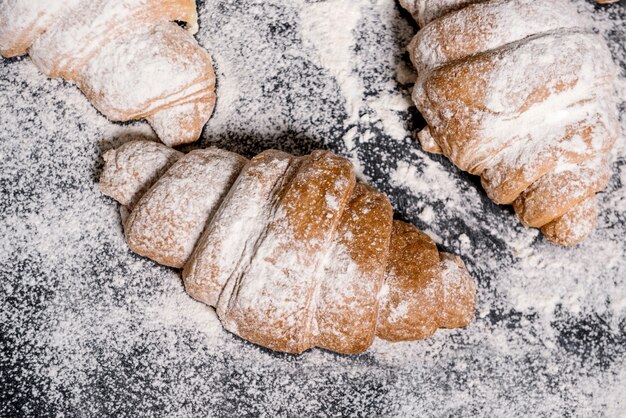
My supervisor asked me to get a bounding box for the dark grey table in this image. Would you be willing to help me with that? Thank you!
[1,1,625,416]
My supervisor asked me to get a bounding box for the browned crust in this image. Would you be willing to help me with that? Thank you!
[376,220,444,341]
[125,148,247,268]
[407,0,619,246]
[541,196,598,246]
[100,143,476,354]
[314,183,394,354]
[182,150,295,307]
[218,151,356,354]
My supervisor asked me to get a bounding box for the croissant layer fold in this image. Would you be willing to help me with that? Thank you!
[403,0,621,246]
[0,0,214,146]
[101,141,476,354]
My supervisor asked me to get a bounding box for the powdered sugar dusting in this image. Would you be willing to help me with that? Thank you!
[2,1,213,146]
[301,0,363,125]
[1,0,625,415]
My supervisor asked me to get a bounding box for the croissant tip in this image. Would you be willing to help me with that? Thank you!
[438,253,477,329]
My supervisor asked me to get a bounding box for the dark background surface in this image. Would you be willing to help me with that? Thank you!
[1,0,625,416]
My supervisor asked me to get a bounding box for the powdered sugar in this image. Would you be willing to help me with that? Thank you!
[1,0,625,415]
[301,1,363,125]
[409,0,588,74]
[3,0,213,146]
[409,0,621,247]
[100,140,183,208]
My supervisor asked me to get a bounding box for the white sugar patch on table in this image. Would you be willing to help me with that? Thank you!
[1,0,626,415]
[301,0,363,125]
[368,92,413,141]
[391,160,465,206]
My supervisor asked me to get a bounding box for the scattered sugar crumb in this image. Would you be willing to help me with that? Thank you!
[1,0,625,416]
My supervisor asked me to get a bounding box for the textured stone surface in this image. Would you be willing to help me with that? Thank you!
[1,0,625,416]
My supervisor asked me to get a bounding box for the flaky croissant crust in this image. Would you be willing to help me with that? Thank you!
[0,0,215,147]
[403,0,621,246]
[100,141,476,354]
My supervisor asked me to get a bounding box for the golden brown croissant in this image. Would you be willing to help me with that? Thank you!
[100,141,476,354]
[399,0,617,26]
[402,0,621,246]
[0,0,215,147]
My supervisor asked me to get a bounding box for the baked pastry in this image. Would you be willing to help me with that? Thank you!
[399,0,617,26]
[0,0,215,147]
[401,0,621,246]
[100,141,476,354]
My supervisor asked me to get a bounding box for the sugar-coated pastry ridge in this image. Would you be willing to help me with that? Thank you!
[0,0,215,146]
[402,0,621,246]
[100,140,477,354]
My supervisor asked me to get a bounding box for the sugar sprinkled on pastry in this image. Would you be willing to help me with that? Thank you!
[402,0,621,246]
[0,0,214,146]
[100,140,477,354]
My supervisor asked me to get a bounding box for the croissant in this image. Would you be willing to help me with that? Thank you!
[100,141,476,354]
[0,0,215,147]
[401,0,621,246]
